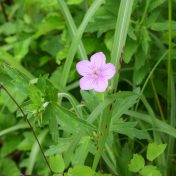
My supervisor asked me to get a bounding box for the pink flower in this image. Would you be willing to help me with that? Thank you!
[76,52,116,92]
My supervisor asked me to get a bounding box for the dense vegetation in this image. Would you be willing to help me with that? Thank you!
[0,0,176,175]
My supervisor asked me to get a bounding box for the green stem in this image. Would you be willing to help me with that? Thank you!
[111,0,134,92]
[57,0,87,60]
[135,51,168,111]
[150,77,165,120]
[60,0,103,88]
[139,0,150,25]
[92,105,112,171]
[167,0,172,116]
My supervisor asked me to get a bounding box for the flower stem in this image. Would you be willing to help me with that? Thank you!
[92,104,112,171]
[167,0,172,116]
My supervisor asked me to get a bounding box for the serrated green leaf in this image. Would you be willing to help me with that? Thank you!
[128,154,145,172]
[140,165,161,176]
[147,143,167,161]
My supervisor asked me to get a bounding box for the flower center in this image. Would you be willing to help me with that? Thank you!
[92,70,99,76]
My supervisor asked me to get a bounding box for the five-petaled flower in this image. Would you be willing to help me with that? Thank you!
[76,52,116,92]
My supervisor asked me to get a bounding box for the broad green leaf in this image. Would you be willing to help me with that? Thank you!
[128,154,145,172]
[140,165,161,176]
[49,154,65,173]
[67,165,94,176]
[147,143,167,161]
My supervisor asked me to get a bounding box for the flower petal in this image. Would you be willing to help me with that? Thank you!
[76,60,92,76]
[94,78,108,92]
[80,76,95,90]
[90,52,106,69]
[101,63,116,79]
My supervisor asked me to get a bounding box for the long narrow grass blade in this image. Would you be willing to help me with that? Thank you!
[0,124,29,137]
[125,110,176,139]
[135,50,168,110]
[111,0,134,90]
[167,68,176,172]
[26,129,48,174]
[57,0,87,60]
[61,0,104,88]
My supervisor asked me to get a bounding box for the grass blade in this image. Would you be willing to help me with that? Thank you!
[57,0,87,60]
[0,124,29,137]
[111,0,134,91]
[26,129,48,174]
[60,0,104,88]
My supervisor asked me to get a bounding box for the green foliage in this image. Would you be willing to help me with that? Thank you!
[128,154,145,172]
[128,143,166,176]
[147,143,167,161]
[0,0,176,175]
[49,154,65,173]
[140,165,161,176]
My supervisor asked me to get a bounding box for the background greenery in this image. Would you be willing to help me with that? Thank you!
[0,0,176,175]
